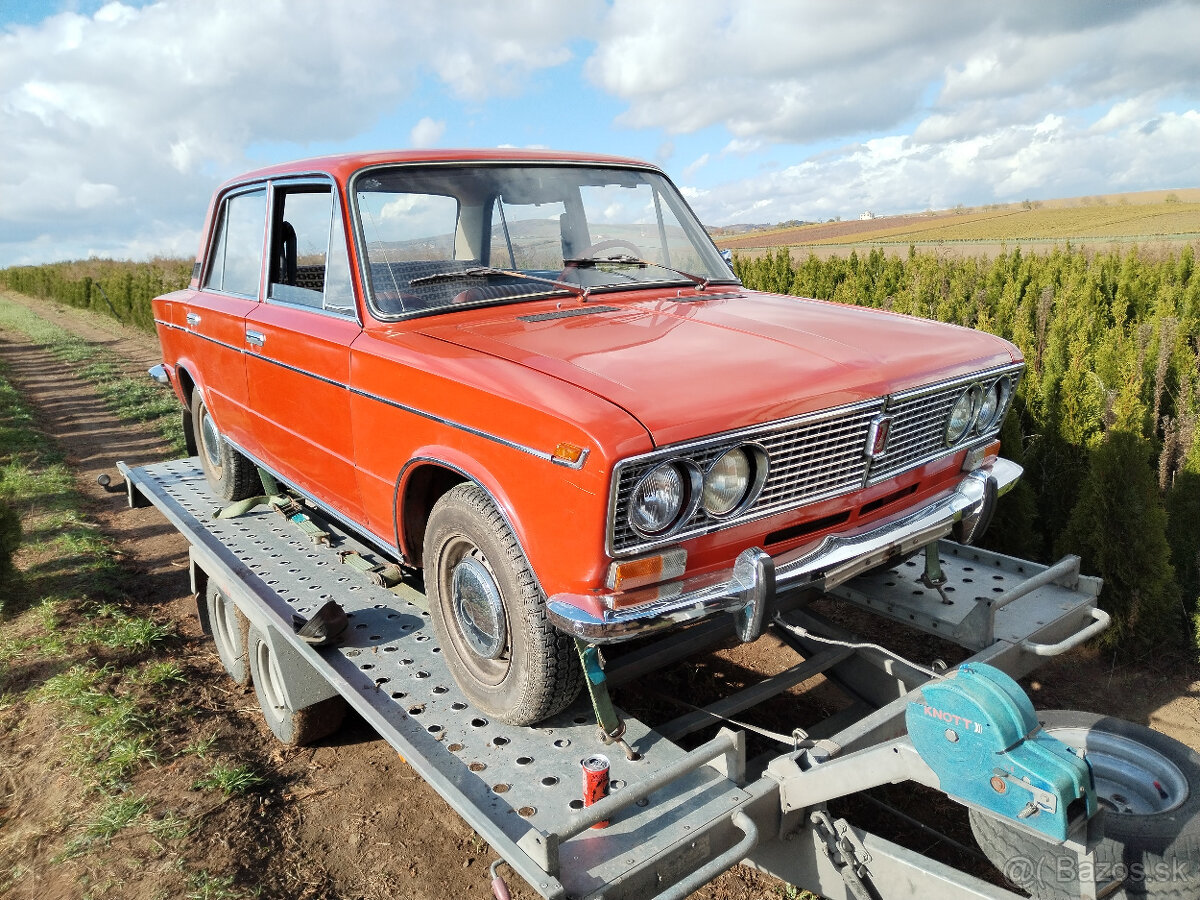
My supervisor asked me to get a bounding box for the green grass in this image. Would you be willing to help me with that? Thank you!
[192,762,266,796]
[57,794,151,860]
[185,870,257,900]
[0,295,186,455]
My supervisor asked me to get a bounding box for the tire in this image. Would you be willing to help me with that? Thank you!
[191,390,257,503]
[206,582,251,687]
[423,483,582,726]
[247,624,346,746]
[970,711,1200,898]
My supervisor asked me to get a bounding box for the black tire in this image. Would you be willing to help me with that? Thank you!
[246,624,346,746]
[206,582,251,687]
[423,483,582,726]
[191,390,257,503]
[970,711,1200,898]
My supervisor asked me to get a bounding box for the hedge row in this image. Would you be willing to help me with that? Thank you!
[735,245,1200,654]
[0,258,193,332]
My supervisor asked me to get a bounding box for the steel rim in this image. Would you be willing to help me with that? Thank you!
[1048,725,1189,815]
[438,538,510,686]
[255,639,287,725]
[199,406,223,471]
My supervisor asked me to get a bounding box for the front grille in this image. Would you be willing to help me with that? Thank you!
[608,363,1022,556]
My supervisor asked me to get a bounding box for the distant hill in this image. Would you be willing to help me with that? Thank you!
[713,188,1200,257]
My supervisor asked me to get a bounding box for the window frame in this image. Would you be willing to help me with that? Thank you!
[201,184,270,300]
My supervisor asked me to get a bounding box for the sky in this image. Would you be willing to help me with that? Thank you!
[1,0,1198,267]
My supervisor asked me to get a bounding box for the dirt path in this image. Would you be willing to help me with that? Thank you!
[3,290,1200,900]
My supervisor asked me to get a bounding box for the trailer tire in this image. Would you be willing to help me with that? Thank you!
[247,625,346,746]
[423,483,582,726]
[206,582,251,687]
[192,391,256,503]
[969,711,1200,898]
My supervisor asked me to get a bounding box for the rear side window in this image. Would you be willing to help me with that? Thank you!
[268,185,356,316]
[204,189,266,297]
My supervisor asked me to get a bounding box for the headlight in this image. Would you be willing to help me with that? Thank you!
[945,385,981,445]
[629,462,690,536]
[976,381,1001,432]
[703,448,751,516]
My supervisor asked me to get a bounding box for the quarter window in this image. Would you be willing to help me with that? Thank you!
[204,189,266,297]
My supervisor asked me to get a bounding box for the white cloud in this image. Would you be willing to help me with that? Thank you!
[0,0,602,265]
[410,117,446,149]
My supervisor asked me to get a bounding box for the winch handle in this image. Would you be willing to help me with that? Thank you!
[1020,607,1111,657]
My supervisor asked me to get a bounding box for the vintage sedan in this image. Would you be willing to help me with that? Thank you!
[152,149,1023,725]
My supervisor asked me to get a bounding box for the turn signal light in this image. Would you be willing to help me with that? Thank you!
[606,548,687,593]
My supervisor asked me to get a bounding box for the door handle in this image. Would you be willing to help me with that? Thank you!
[185,312,201,327]
[245,329,266,348]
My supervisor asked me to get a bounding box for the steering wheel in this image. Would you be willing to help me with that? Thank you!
[575,238,644,261]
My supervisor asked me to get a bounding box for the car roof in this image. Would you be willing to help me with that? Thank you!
[218,148,660,190]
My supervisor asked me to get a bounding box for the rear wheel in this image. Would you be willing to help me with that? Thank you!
[423,483,582,726]
[247,624,346,746]
[191,390,256,502]
[206,582,250,687]
[970,711,1200,898]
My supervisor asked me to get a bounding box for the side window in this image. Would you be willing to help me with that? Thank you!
[204,189,266,296]
[268,186,356,317]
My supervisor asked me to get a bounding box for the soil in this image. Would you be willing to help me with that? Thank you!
[1,290,1199,900]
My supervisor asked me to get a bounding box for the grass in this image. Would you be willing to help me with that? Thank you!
[192,762,266,796]
[185,870,258,900]
[0,294,186,454]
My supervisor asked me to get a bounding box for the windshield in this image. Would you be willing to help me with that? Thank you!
[352,164,736,317]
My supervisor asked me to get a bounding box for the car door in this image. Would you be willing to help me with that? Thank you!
[244,179,365,524]
[186,185,267,455]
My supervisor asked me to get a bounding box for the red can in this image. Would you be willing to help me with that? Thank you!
[581,754,610,829]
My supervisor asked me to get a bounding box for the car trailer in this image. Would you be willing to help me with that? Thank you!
[117,457,1200,900]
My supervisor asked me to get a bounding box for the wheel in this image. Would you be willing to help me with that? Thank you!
[423,483,582,726]
[191,390,257,502]
[206,581,251,687]
[970,711,1200,898]
[246,624,346,746]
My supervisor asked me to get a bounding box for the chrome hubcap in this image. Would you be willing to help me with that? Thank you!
[1049,725,1189,815]
[200,409,223,469]
[451,555,506,659]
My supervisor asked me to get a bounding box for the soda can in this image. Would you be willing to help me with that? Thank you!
[581,754,610,828]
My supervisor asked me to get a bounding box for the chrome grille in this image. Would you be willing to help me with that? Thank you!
[608,363,1023,556]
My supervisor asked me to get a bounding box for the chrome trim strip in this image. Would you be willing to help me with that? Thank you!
[156,322,554,463]
[550,458,1022,643]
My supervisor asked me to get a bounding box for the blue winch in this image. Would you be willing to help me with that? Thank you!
[906,663,1097,842]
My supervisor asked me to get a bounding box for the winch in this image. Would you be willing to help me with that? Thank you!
[906,662,1097,842]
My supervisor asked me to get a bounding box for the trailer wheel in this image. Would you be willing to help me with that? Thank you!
[206,582,250,687]
[192,391,256,502]
[970,711,1200,898]
[423,483,582,726]
[247,625,346,746]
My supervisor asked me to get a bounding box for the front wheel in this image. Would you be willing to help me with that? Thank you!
[970,711,1200,898]
[191,390,256,502]
[423,483,582,726]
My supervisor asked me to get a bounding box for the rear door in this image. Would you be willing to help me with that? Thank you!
[244,179,365,523]
[185,185,267,454]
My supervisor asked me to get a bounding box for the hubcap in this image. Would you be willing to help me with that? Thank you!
[200,408,223,470]
[1049,725,1189,815]
[451,555,507,659]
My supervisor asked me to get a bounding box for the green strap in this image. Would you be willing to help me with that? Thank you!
[575,639,622,738]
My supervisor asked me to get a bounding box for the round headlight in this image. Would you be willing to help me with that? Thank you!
[703,448,752,516]
[629,462,687,536]
[945,385,981,445]
[977,381,1002,432]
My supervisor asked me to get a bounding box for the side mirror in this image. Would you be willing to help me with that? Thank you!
[720,248,734,272]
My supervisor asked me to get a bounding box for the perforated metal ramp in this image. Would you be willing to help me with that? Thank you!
[119,459,751,899]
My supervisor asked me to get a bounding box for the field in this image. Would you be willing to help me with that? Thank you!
[717,188,1200,257]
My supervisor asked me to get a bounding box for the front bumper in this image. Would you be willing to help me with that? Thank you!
[546,457,1021,643]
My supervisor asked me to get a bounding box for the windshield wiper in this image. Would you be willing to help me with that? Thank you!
[408,265,590,300]
[563,255,739,291]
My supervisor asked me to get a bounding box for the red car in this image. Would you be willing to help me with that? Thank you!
[151,149,1023,725]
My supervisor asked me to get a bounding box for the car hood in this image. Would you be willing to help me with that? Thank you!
[416,290,1020,447]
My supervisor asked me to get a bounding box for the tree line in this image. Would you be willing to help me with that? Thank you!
[735,245,1200,655]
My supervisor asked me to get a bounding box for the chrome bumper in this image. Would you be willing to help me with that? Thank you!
[546,458,1021,644]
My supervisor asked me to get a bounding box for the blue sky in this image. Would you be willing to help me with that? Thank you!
[1,0,1198,266]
